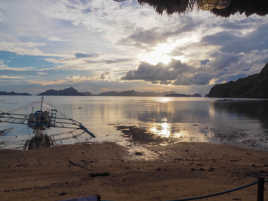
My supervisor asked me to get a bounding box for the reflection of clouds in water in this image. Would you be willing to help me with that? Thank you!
[135,101,210,123]
[209,102,216,119]
[1,96,268,150]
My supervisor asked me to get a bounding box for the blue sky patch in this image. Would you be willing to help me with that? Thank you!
[0,51,60,69]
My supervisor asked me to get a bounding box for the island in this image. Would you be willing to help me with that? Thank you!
[38,88,203,97]
[165,93,202,97]
[0,91,31,96]
[207,63,268,98]
[39,87,91,96]
[97,90,171,97]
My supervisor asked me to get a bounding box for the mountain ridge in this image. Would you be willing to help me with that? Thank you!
[207,63,268,98]
[39,87,91,96]
[38,88,202,97]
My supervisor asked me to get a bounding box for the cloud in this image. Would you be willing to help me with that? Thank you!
[100,72,110,80]
[197,21,268,84]
[28,79,67,86]
[1,0,268,94]
[84,58,133,64]
[174,72,213,85]
[122,60,212,85]
[119,17,198,49]
[103,58,132,64]
[203,23,268,53]
[28,73,110,87]
[0,75,22,79]
[75,52,98,58]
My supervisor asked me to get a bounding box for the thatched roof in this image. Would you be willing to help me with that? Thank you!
[137,0,268,17]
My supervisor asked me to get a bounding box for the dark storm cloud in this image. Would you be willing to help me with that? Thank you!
[122,60,212,85]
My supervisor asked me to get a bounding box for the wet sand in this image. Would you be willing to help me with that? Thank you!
[0,141,268,201]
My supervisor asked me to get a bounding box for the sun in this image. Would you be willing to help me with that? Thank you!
[138,35,201,65]
[138,42,177,65]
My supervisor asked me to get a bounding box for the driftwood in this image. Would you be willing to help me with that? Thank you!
[68,160,110,178]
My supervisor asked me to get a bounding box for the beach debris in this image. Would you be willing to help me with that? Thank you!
[232,198,242,201]
[68,160,89,170]
[174,158,183,161]
[68,160,111,179]
[89,172,110,178]
[135,151,143,156]
[59,192,67,196]
[208,167,215,172]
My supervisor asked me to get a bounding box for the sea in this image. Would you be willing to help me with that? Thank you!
[0,96,268,151]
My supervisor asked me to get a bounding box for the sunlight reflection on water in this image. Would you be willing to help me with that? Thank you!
[0,96,268,151]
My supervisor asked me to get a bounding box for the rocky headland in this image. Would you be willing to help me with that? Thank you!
[208,63,268,98]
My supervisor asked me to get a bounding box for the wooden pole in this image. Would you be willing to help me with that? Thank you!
[257,177,264,201]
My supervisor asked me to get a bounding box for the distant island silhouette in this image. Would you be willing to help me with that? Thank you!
[0,91,31,96]
[208,63,268,98]
[165,93,202,97]
[38,88,202,97]
[39,87,91,96]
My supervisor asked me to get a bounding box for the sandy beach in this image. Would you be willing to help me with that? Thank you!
[0,141,268,201]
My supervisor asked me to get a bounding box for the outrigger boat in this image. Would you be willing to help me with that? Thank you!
[0,97,95,150]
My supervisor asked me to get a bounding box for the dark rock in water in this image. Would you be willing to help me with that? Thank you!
[24,134,53,150]
[207,63,268,98]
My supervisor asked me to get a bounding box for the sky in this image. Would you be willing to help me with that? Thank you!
[0,0,268,95]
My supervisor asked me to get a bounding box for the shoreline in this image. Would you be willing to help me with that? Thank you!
[0,141,267,201]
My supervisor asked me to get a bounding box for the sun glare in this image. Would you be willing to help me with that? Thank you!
[139,43,177,65]
[139,36,200,65]
[157,97,172,103]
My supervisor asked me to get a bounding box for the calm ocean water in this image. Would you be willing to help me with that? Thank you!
[0,96,268,151]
